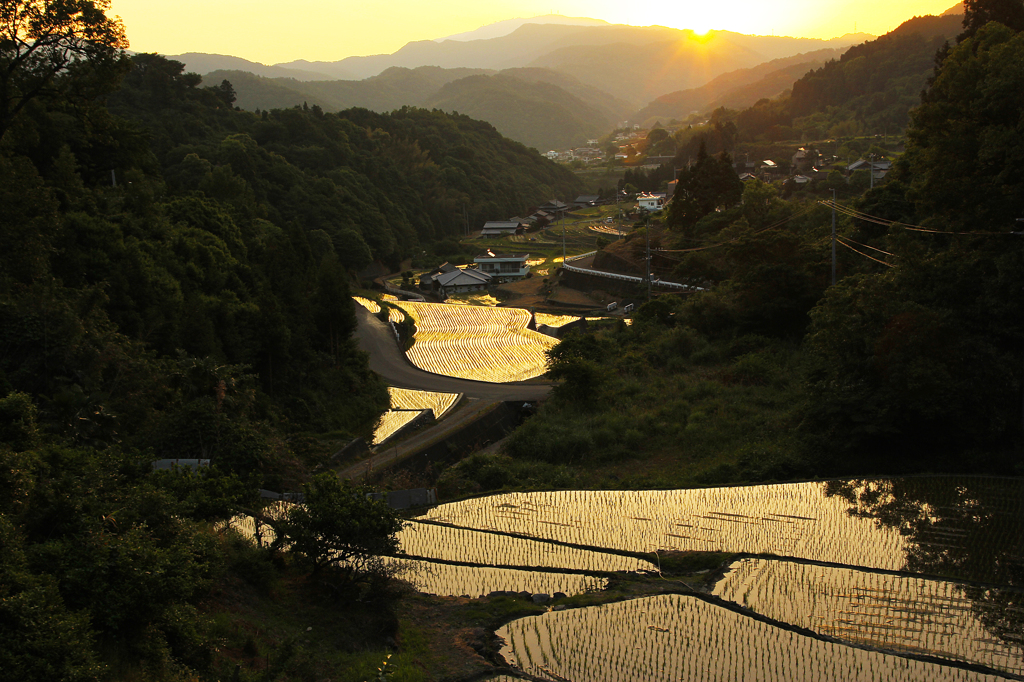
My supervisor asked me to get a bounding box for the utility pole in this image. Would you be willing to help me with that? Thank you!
[561,211,566,263]
[645,217,652,301]
[1016,219,1024,437]
[831,189,837,286]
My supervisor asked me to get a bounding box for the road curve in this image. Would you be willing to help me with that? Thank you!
[353,305,553,401]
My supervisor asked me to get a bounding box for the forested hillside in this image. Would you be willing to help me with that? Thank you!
[0,28,580,677]
[632,49,841,126]
[214,65,632,151]
[658,12,965,158]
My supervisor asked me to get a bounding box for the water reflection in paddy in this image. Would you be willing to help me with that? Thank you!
[714,558,1024,677]
[420,484,907,570]
[382,557,606,598]
[420,477,1024,583]
[397,521,656,574]
[497,594,1004,682]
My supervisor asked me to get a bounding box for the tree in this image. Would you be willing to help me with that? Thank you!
[960,0,1024,41]
[0,0,129,140]
[282,473,403,577]
[902,22,1024,232]
[666,139,743,234]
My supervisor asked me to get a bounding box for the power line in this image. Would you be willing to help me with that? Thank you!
[819,200,1017,236]
[836,237,893,268]
[838,235,894,257]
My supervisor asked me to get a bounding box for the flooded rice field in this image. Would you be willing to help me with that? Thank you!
[418,477,1024,583]
[496,594,1008,682]
[397,521,656,574]
[382,557,607,598]
[227,477,1023,678]
[713,558,1024,676]
[418,476,1023,680]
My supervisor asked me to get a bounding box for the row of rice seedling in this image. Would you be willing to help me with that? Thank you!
[398,521,656,574]
[353,296,381,314]
[387,387,459,418]
[497,594,1004,682]
[419,484,909,573]
[382,557,607,598]
[395,301,556,382]
[533,312,581,328]
[372,410,426,445]
[371,374,460,446]
[713,558,1024,676]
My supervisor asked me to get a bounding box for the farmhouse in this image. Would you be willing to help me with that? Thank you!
[480,220,524,238]
[474,250,530,283]
[433,267,492,296]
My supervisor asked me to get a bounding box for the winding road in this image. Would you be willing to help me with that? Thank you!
[340,306,553,480]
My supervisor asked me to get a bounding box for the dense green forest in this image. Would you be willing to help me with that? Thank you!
[0,3,581,677]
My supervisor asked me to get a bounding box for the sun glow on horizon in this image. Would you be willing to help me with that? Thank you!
[108,0,961,64]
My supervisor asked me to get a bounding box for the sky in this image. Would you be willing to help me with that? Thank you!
[108,0,960,65]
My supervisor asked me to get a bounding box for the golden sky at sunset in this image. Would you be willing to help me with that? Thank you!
[108,0,960,65]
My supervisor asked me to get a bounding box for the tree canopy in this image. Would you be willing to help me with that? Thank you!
[0,0,129,140]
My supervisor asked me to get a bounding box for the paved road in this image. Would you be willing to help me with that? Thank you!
[353,305,553,401]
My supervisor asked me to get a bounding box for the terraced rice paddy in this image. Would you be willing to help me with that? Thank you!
[388,387,459,417]
[418,478,1024,583]
[418,485,908,572]
[353,296,381,313]
[714,558,1024,676]
[397,521,656,574]
[497,594,1005,682]
[222,477,1023,679]
[383,557,607,598]
[533,313,581,327]
[372,388,459,445]
[395,301,556,382]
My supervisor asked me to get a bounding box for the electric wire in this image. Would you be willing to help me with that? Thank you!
[836,238,893,268]
[819,200,1015,236]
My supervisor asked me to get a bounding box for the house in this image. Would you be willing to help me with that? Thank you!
[666,179,678,198]
[739,173,758,182]
[480,220,524,238]
[419,262,458,289]
[637,192,666,211]
[574,195,600,208]
[433,267,491,296]
[538,200,569,215]
[792,148,816,172]
[847,158,892,181]
[474,250,530,283]
[792,175,812,186]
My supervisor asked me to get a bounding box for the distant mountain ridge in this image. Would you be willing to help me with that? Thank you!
[433,14,609,42]
[163,52,338,81]
[633,48,844,124]
[275,23,872,95]
[208,66,633,151]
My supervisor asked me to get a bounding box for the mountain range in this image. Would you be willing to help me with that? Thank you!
[164,10,963,151]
